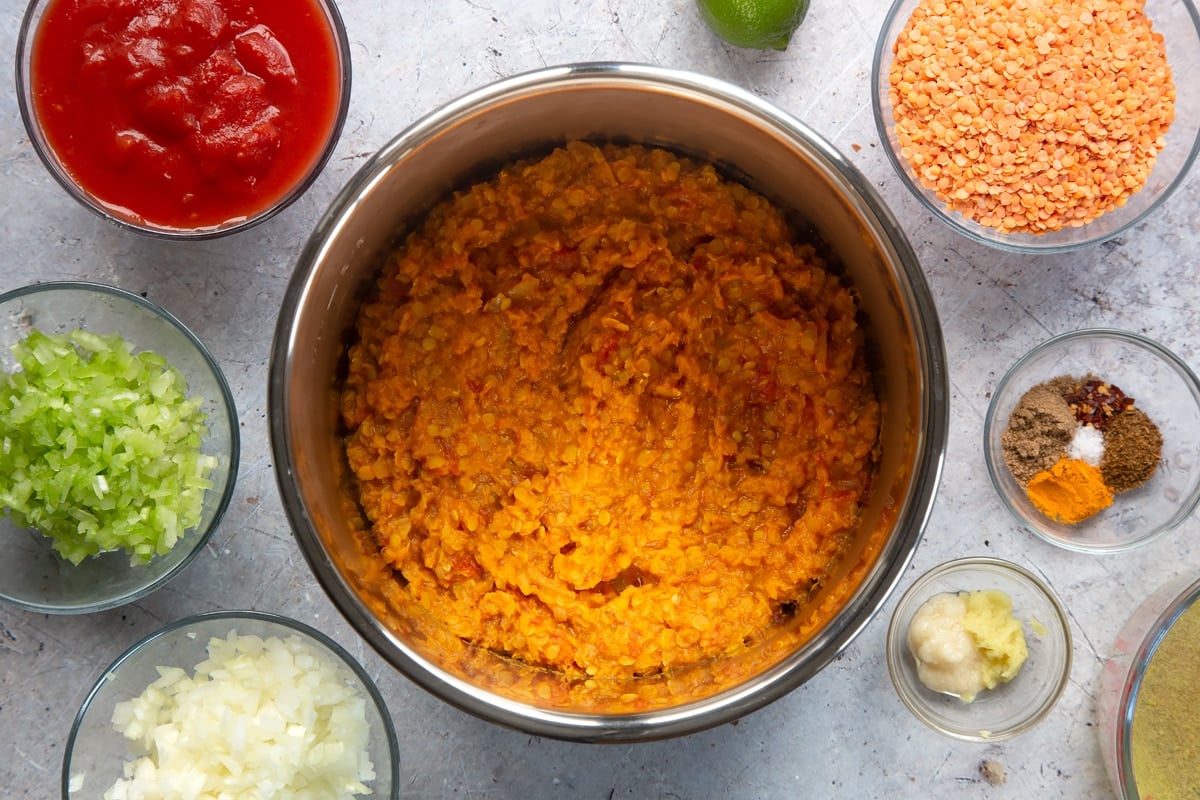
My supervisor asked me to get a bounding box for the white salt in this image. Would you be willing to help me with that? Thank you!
[1068,424,1105,466]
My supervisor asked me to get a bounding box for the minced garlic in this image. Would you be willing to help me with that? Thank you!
[908,590,1028,702]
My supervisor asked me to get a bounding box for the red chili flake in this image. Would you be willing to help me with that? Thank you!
[1066,378,1135,431]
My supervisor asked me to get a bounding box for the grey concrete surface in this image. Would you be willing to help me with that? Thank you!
[3,1,1199,797]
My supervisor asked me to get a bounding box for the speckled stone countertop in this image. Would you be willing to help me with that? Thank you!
[2,1,1199,798]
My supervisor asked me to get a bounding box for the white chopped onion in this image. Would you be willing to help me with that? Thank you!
[104,631,376,800]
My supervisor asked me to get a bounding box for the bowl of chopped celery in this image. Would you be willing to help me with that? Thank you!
[63,610,399,800]
[0,282,238,614]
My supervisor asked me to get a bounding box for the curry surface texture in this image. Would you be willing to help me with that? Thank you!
[340,141,880,686]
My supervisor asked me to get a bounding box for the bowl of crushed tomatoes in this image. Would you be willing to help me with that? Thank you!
[16,0,351,238]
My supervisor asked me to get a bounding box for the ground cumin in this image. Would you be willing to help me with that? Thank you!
[1026,456,1113,523]
[888,0,1176,234]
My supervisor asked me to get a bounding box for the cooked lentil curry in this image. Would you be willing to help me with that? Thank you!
[341,142,880,686]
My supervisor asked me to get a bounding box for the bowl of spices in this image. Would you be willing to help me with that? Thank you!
[984,329,1200,552]
[886,557,1072,741]
[1097,573,1200,799]
[871,0,1200,252]
[16,0,352,238]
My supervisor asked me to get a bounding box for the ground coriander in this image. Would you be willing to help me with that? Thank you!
[1001,376,1079,486]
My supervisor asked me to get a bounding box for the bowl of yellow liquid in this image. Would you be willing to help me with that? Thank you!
[1098,574,1200,799]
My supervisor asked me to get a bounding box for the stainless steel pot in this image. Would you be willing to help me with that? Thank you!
[269,62,948,742]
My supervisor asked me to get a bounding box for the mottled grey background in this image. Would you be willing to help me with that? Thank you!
[3,1,1199,797]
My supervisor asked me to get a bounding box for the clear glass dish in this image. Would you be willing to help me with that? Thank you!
[886,557,1072,742]
[0,282,239,613]
[1097,574,1200,799]
[984,329,1200,553]
[15,0,352,239]
[872,0,1200,253]
[62,611,400,800]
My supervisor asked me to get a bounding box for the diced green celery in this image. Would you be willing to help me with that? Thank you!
[0,328,216,565]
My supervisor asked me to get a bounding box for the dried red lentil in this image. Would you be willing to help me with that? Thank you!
[340,142,880,685]
[888,0,1176,234]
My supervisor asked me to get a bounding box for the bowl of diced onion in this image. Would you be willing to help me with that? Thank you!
[63,611,399,800]
[0,281,238,613]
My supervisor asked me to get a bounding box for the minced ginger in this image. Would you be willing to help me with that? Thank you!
[907,590,1028,702]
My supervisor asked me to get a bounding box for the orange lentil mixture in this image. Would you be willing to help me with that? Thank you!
[888,0,1175,234]
[340,141,880,683]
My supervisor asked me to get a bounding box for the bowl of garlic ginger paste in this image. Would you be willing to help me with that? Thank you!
[270,63,948,742]
[887,557,1072,741]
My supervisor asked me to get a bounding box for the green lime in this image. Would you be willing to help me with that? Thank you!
[696,0,810,51]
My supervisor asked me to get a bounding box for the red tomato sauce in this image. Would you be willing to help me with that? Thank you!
[31,0,345,232]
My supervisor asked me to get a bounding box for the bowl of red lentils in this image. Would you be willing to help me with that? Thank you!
[983,329,1200,552]
[872,0,1200,252]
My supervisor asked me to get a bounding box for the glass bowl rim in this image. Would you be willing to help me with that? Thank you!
[0,280,241,613]
[61,609,402,800]
[982,327,1200,554]
[885,555,1073,742]
[869,0,1200,254]
[13,0,354,240]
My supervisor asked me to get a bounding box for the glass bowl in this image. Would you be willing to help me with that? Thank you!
[62,611,400,800]
[871,0,1200,253]
[984,329,1200,553]
[886,557,1072,742]
[0,282,239,613]
[1098,573,1200,799]
[15,0,352,239]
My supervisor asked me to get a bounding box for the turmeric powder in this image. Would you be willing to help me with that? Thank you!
[1026,456,1113,524]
